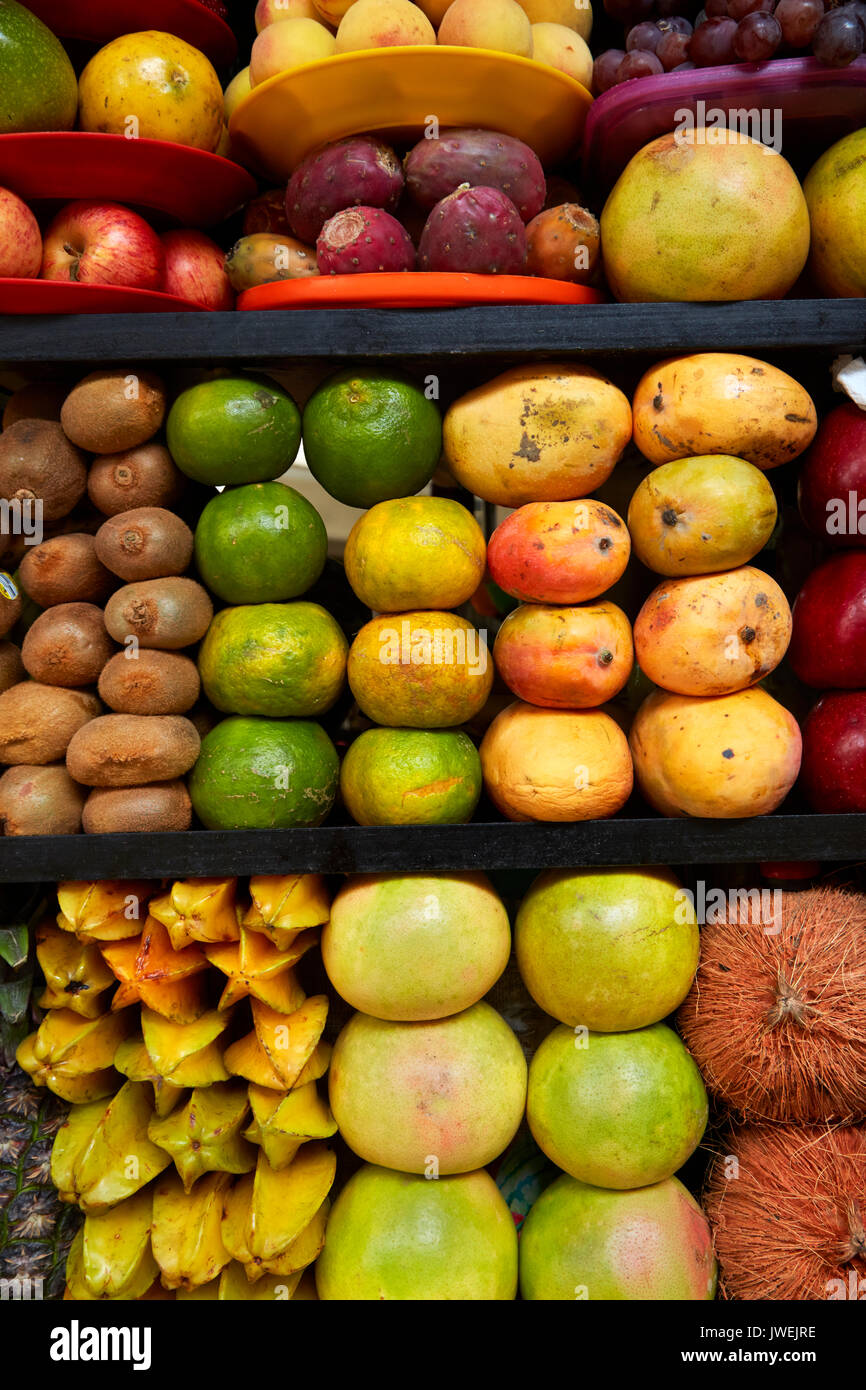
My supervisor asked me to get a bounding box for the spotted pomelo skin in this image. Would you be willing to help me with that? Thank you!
[515,868,698,1031]
[344,496,486,612]
[520,1172,717,1301]
[316,1164,518,1301]
[348,611,493,728]
[527,1021,708,1189]
[198,602,348,718]
[804,129,866,297]
[329,1001,528,1174]
[322,871,511,1020]
[0,0,78,133]
[340,727,482,826]
[601,129,810,303]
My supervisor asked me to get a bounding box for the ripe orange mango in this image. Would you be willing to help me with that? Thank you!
[494,601,633,708]
[487,498,630,603]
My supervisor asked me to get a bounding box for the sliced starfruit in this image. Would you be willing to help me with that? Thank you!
[223,1026,285,1092]
[253,996,329,1090]
[16,1032,118,1105]
[80,1187,158,1300]
[205,926,310,1014]
[221,1172,254,1265]
[150,878,239,950]
[50,1098,109,1204]
[219,1260,301,1301]
[140,1007,231,1087]
[114,1038,187,1118]
[101,919,209,1024]
[28,1007,132,1077]
[246,1198,329,1283]
[152,1170,232,1292]
[73,1081,172,1213]
[148,1083,255,1192]
[246,1143,336,1266]
[245,874,330,952]
[57,880,154,942]
[36,922,116,1019]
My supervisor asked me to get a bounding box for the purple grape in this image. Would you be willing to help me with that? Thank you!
[658,15,694,33]
[617,48,666,77]
[775,0,824,46]
[657,28,693,64]
[812,6,864,63]
[734,9,783,54]
[728,0,772,17]
[593,48,626,91]
[689,13,739,59]
[705,0,730,15]
[627,19,664,49]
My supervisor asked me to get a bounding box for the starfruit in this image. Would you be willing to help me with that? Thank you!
[246,1144,336,1268]
[221,1172,254,1265]
[296,1042,332,1087]
[148,1083,255,1192]
[244,874,330,952]
[219,1260,301,1301]
[57,880,154,942]
[244,1081,336,1170]
[252,997,329,1090]
[223,1027,285,1091]
[175,1279,220,1301]
[140,1007,231,1088]
[149,879,240,950]
[247,1199,329,1284]
[205,926,310,1014]
[114,1038,187,1118]
[151,1170,232,1291]
[101,919,210,1024]
[50,1098,110,1204]
[36,922,117,1019]
[16,1007,131,1102]
[244,1087,304,1171]
[73,1081,172,1213]
[77,1187,159,1300]
[16,1032,117,1104]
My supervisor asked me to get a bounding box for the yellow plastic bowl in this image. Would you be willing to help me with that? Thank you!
[229,46,592,179]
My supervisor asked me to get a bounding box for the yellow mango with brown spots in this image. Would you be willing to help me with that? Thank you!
[79,31,224,153]
[632,353,816,471]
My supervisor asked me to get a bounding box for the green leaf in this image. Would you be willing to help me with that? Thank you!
[0,974,32,1024]
[0,923,28,970]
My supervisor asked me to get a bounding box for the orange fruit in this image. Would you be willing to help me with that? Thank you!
[344,497,485,613]
[347,611,493,728]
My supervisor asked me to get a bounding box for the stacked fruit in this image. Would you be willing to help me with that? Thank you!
[15,873,337,1299]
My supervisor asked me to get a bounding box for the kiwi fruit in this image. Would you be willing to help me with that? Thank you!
[2,381,67,430]
[22,603,115,688]
[0,419,88,521]
[87,443,185,517]
[66,714,201,787]
[0,641,23,693]
[95,507,193,582]
[19,533,117,607]
[0,763,87,835]
[0,682,101,764]
[98,649,200,715]
[103,577,213,651]
[0,589,22,639]
[61,369,167,454]
[82,780,192,833]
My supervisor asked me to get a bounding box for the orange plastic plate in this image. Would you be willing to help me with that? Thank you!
[23,0,237,67]
[230,46,593,179]
[0,281,204,314]
[0,133,256,228]
[238,273,605,311]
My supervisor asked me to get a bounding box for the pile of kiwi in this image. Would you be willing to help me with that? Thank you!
[0,369,215,836]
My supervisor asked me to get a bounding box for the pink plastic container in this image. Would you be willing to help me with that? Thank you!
[582,57,866,192]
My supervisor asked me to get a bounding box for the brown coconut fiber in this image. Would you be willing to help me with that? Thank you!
[678,885,866,1123]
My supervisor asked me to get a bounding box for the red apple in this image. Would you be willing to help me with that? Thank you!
[800,690,866,812]
[41,200,165,291]
[0,186,42,278]
[788,550,866,688]
[798,399,866,548]
[161,229,235,311]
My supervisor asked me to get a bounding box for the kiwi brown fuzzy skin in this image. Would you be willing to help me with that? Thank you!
[98,649,200,715]
[19,532,117,607]
[22,602,116,688]
[0,763,86,835]
[61,369,167,454]
[0,419,88,521]
[0,590,22,640]
[66,713,201,787]
[0,682,101,764]
[82,780,192,833]
[87,443,185,517]
[103,577,213,650]
[0,641,24,693]
[95,507,194,582]
[2,381,68,430]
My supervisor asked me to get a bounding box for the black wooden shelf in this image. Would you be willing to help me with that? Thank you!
[0,815,862,882]
[0,301,864,365]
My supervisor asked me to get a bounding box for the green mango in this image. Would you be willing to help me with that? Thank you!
[0,0,78,134]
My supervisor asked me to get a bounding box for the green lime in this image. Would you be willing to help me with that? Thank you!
[166,375,301,485]
[194,482,327,605]
[340,727,482,826]
[199,602,348,717]
[189,715,339,830]
[302,369,442,508]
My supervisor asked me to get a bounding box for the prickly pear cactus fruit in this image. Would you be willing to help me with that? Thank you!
[418,185,528,274]
[404,128,547,222]
[317,206,416,275]
[287,136,405,244]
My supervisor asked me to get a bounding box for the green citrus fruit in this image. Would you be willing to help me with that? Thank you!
[188,715,338,830]
[302,369,442,508]
[166,375,301,485]
[0,1,78,134]
[340,727,482,825]
[344,496,485,611]
[348,611,493,728]
[198,602,347,717]
[194,481,327,604]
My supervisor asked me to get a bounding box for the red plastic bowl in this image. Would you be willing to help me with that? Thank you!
[23,0,237,67]
[0,281,205,314]
[238,273,606,310]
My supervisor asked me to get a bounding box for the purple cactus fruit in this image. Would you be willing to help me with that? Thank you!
[317,207,417,275]
[404,128,547,223]
[418,185,527,275]
[286,137,405,245]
